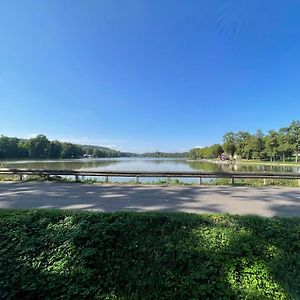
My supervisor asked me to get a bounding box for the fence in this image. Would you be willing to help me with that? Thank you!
[1,168,300,185]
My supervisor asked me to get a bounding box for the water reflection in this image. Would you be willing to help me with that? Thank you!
[2,158,300,173]
[187,161,300,173]
[1,159,118,170]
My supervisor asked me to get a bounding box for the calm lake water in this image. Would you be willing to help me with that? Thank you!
[2,157,300,173]
[2,158,300,184]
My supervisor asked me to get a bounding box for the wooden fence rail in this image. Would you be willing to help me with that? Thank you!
[1,168,300,185]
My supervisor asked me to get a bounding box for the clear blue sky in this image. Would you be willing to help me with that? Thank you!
[1,0,300,153]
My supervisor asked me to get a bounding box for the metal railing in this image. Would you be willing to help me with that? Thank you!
[1,168,300,185]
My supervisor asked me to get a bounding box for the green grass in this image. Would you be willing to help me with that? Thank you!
[0,210,299,299]
[239,159,300,167]
[193,158,300,167]
[213,178,300,187]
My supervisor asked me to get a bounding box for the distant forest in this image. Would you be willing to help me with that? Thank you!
[142,152,187,158]
[1,120,300,162]
[0,135,134,159]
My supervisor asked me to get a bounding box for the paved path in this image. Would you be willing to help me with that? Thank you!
[0,182,300,217]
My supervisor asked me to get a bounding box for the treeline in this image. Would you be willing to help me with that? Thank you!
[189,120,300,162]
[143,151,187,158]
[189,144,223,160]
[0,135,132,159]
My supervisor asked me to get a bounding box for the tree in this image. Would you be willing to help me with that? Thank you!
[0,134,126,160]
[234,131,251,158]
[288,121,300,163]
[48,141,62,159]
[93,149,105,158]
[277,128,293,162]
[26,135,50,158]
[254,130,265,159]
[0,136,24,158]
[243,135,258,160]
[264,130,279,162]
[188,148,204,160]
[61,143,83,158]
[205,144,223,158]
[223,132,236,158]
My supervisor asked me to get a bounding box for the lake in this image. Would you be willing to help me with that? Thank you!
[2,158,300,183]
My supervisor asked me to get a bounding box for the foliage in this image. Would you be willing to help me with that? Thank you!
[142,152,187,158]
[0,135,133,160]
[189,120,300,162]
[0,136,27,159]
[223,132,236,157]
[188,144,223,160]
[0,210,299,299]
[213,178,300,187]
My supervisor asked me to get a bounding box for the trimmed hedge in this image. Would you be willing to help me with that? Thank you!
[0,210,299,299]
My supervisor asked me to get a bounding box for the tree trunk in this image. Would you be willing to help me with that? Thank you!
[296,151,298,163]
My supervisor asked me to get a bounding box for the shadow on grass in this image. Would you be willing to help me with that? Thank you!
[0,210,299,299]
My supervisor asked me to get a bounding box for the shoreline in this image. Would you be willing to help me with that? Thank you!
[187,159,300,167]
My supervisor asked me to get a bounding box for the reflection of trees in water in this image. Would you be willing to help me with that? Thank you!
[188,161,300,173]
[4,158,300,173]
[187,162,225,172]
[141,159,187,165]
[4,159,187,170]
[4,160,118,170]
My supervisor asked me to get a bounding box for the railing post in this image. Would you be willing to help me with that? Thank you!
[7,170,300,187]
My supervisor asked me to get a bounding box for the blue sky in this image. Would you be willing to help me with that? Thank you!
[1,0,300,153]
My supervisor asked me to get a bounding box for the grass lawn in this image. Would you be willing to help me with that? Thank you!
[239,159,300,167]
[0,210,299,299]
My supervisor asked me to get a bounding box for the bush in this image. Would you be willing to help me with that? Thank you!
[0,210,299,299]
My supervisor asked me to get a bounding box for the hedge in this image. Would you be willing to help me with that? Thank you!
[0,210,299,299]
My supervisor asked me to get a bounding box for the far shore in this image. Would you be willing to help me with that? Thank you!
[187,158,300,167]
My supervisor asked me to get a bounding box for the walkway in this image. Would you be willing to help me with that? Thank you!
[0,182,300,217]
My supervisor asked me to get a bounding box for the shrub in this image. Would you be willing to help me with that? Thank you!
[0,210,299,299]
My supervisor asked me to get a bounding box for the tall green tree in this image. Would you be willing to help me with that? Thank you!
[242,135,259,160]
[61,143,83,158]
[207,144,223,158]
[223,132,236,158]
[234,131,251,158]
[288,121,300,163]
[253,130,265,159]
[277,128,293,162]
[0,136,24,158]
[26,135,50,159]
[48,141,63,159]
[264,130,279,162]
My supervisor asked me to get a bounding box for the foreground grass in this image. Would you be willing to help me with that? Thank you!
[0,210,299,299]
